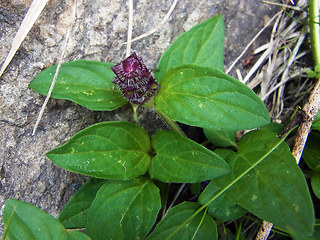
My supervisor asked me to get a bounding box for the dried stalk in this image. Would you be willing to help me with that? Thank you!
[242,0,308,117]
[292,79,320,162]
[32,0,77,135]
[0,0,48,77]
[126,0,133,57]
[226,11,283,75]
[124,0,178,44]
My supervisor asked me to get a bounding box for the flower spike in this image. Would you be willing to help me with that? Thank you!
[111,53,160,105]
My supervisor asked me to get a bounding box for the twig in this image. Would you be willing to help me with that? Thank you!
[255,221,274,240]
[291,0,320,161]
[126,0,133,57]
[0,0,49,77]
[32,0,77,135]
[292,79,320,162]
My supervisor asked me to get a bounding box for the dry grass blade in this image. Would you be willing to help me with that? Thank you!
[32,0,77,135]
[0,0,49,78]
[262,0,304,11]
[263,26,307,100]
[123,0,178,44]
[226,11,283,75]
[126,0,133,57]
[244,0,308,118]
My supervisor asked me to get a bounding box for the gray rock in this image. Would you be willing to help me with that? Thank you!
[0,0,276,234]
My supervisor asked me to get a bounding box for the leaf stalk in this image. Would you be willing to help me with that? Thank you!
[154,107,186,137]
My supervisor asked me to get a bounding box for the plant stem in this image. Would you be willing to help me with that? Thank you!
[167,183,186,212]
[235,219,244,240]
[292,78,320,162]
[191,208,208,240]
[131,104,139,123]
[154,107,186,137]
[310,0,320,66]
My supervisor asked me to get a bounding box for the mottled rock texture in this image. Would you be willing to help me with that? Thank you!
[0,0,276,233]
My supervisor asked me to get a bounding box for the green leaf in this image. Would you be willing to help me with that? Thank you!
[46,121,151,180]
[29,60,127,111]
[154,180,170,209]
[148,130,230,183]
[155,65,270,131]
[214,130,315,239]
[86,177,161,240]
[3,199,89,240]
[306,68,318,78]
[312,109,320,130]
[259,122,284,134]
[198,181,246,221]
[203,129,237,147]
[191,183,202,195]
[311,165,320,199]
[303,131,320,169]
[58,178,105,228]
[68,231,91,240]
[146,202,217,240]
[312,173,320,199]
[155,15,224,82]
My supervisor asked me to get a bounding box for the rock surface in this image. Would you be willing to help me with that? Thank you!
[0,0,276,233]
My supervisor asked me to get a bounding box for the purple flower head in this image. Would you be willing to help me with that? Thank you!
[111,53,160,105]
